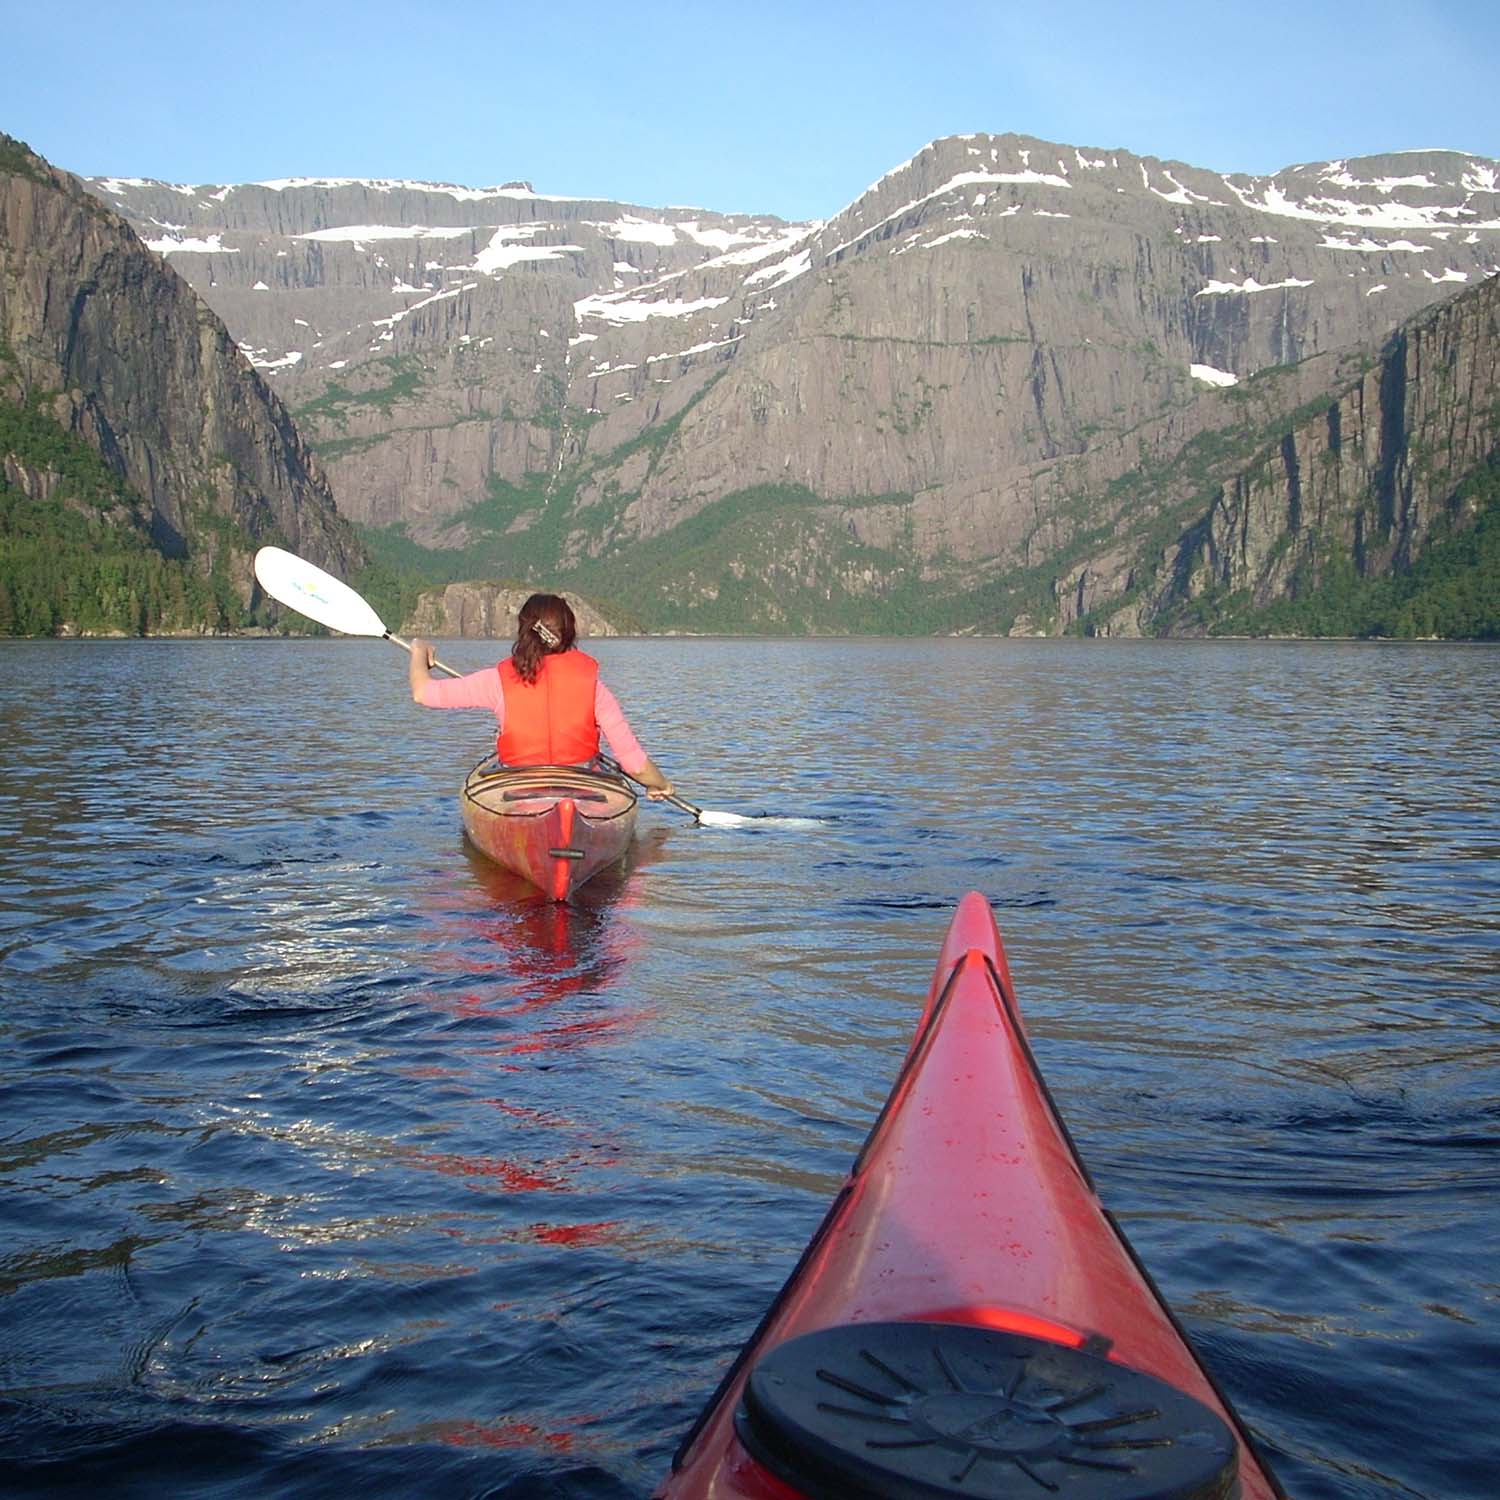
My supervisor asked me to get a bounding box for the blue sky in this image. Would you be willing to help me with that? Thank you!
[5,0,1497,221]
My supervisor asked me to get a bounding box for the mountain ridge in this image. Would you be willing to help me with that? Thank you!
[4,128,1495,638]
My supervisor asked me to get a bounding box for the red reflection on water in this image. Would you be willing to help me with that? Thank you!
[400,1148,569,1194]
[458,988,576,1022]
[487,1100,576,1125]
[492,1005,656,1058]
[427,1220,627,1250]
[386,828,671,1238]
[526,1220,622,1248]
[439,1415,579,1452]
[414,845,656,1025]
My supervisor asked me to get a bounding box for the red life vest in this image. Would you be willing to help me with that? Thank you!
[497,650,601,765]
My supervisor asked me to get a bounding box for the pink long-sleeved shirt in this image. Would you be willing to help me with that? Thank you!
[416,664,649,774]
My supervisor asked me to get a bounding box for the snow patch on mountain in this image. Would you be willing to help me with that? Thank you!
[1143,165,1220,205]
[97,177,197,197]
[913,228,987,251]
[575,293,729,324]
[590,216,680,246]
[253,177,577,203]
[1319,234,1431,253]
[1196,275,1316,296]
[144,233,238,255]
[1226,174,1500,231]
[646,335,743,364]
[1191,363,1239,386]
[1321,167,1440,193]
[372,283,476,331]
[743,249,812,289]
[471,231,583,273]
[701,226,815,270]
[825,168,1072,259]
[295,224,473,242]
[240,344,303,370]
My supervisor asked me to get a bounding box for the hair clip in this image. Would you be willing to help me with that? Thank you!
[532,619,561,647]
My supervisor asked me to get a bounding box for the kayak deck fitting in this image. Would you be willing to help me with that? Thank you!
[657,890,1284,1500]
[459,756,637,901]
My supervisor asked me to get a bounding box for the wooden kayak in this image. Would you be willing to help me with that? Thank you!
[658,890,1285,1500]
[459,756,637,901]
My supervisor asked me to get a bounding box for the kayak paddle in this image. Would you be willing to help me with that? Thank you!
[251,546,745,826]
[253,545,464,679]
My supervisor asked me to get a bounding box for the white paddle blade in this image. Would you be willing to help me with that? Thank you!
[253,547,389,637]
[696,810,827,830]
[696,810,751,828]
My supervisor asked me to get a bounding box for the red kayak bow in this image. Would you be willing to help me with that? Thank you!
[658,891,1283,1500]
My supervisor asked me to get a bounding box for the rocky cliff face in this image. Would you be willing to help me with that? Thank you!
[562,139,1499,568]
[2,135,363,606]
[1075,267,1500,634]
[85,172,796,543]
[404,582,620,639]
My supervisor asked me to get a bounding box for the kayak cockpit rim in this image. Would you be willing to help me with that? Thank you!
[460,756,638,824]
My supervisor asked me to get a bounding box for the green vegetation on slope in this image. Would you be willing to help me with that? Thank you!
[1053,356,1450,639]
[294,356,427,426]
[0,135,52,187]
[353,378,733,614]
[560,483,1021,635]
[1210,459,1500,639]
[348,548,433,640]
[357,483,555,597]
[0,398,242,636]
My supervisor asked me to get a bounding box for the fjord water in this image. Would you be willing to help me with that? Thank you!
[1,636,1496,1500]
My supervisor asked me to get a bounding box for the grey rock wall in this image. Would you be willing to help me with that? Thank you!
[1061,269,1500,633]
[1,137,364,603]
[403,582,620,638]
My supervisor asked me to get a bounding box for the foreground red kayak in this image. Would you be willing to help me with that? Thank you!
[658,891,1283,1500]
[459,757,637,901]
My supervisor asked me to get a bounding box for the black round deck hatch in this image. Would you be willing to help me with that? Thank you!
[735,1322,1238,1500]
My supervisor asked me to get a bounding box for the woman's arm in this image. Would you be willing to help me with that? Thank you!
[407,641,505,711]
[408,638,436,701]
[595,682,674,798]
[631,757,676,801]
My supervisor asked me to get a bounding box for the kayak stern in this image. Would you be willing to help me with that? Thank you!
[460,759,637,900]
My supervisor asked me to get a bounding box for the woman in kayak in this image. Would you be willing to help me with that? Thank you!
[407,593,677,799]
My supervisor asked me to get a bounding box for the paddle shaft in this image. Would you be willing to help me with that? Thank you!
[596,752,704,822]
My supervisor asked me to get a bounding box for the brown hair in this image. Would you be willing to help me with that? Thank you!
[511,593,578,683]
